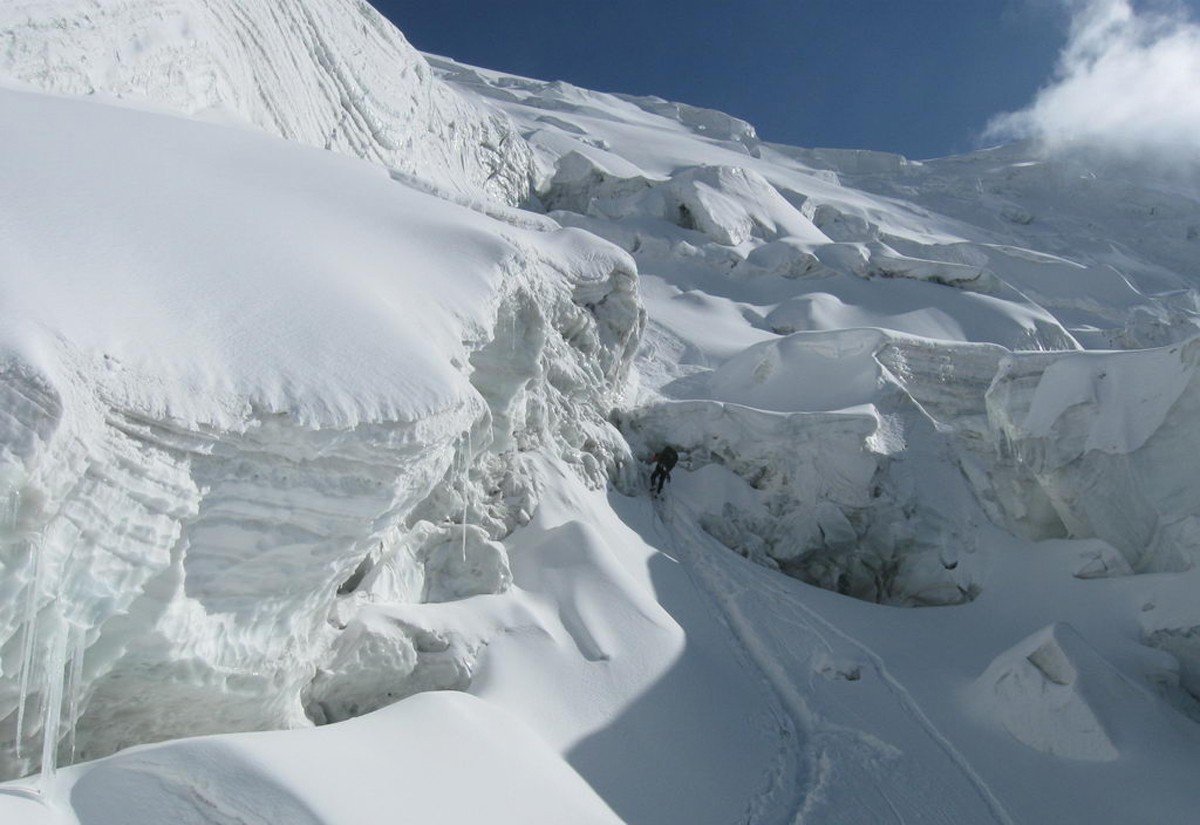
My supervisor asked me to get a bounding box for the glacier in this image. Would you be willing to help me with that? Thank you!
[3,1,1200,823]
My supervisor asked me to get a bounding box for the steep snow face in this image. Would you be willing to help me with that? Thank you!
[0,86,641,778]
[0,0,534,202]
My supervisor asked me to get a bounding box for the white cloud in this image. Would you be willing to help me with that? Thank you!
[987,0,1200,159]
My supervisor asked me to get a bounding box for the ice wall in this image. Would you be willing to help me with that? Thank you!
[0,86,641,779]
[622,323,1200,606]
[987,338,1200,572]
[619,332,994,607]
[0,0,535,203]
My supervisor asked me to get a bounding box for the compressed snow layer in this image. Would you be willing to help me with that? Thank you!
[0,0,534,202]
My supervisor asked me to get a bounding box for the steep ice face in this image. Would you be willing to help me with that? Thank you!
[0,86,641,777]
[987,338,1200,573]
[0,0,535,203]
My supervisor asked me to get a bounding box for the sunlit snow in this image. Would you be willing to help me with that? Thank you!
[3,2,1200,823]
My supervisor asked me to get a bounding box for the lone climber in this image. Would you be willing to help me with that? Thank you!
[649,445,678,496]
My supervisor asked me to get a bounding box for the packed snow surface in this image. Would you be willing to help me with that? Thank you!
[4,2,1200,823]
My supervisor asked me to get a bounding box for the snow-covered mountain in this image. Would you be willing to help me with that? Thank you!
[3,2,1200,823]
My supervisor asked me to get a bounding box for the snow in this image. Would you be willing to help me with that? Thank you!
[0,0,535,203]
[5,3,1200,823]
[970,623,1123,762]
[3,85,513,429]
[0,76,643,782]
[4,692,622,824]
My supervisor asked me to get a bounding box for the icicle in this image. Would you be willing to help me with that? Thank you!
[3,488,17,530]
[14,533,46,760]
[65,625,86,766]
[461,429,471,563]
[39,618,68,789]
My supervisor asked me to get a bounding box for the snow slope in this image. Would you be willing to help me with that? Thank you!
[3,692,623,825]
[5,4,1200,824]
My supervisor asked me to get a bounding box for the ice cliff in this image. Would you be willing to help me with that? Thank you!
[0,82,640,775]
[0,0,535,202]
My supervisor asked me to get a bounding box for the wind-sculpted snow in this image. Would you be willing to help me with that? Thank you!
[0,0,535,202]
[0,86,641,778]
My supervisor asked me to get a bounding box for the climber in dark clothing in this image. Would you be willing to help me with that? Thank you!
[649,445,678,495]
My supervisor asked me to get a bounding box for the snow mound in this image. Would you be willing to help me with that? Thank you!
[0,0,534,202]
[698,329,889,413]
[10,692,621,824]
[970,623,1135,762]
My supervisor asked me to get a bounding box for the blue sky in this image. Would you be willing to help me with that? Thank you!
[379,1,1078,159]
